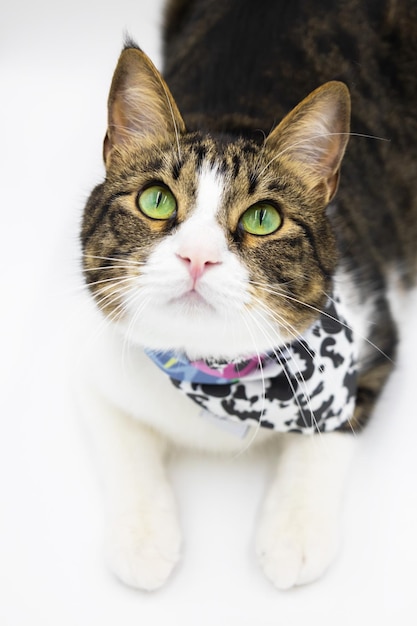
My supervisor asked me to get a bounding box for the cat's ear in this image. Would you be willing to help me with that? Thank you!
[267,82,350,203]
[103,46,186,165]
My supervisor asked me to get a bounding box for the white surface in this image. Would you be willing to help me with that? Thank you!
[1,1,416,623]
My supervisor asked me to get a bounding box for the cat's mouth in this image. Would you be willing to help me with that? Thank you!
[168,289,215,312]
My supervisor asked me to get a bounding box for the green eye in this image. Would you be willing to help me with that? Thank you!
[240,203,282,236]
[137,185,177,220]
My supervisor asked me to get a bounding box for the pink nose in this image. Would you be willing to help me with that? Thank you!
[177,248,222,283]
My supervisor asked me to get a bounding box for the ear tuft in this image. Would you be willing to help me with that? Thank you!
[104,47,185,165]
[267,82,351,202]
[123,34,141,51]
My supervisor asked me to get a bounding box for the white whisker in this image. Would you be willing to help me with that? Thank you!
[259,131,389,177]
[250,279,394,364]
[231,309,266,457]
[85,275,138,290]
[82,253,144,266]
[248,304,322,437]
[93,278,136,312]
[150,68,183,163]
[83,264,144,273]
[121,291,151,366]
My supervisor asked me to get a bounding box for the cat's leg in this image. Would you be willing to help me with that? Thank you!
[256,431,354,590]
[78,385,181,591]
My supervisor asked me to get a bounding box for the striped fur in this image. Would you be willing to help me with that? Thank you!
[81,0,417,432]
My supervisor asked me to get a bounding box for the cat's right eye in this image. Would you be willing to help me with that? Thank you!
[239,202,282,236]
[137,185,177,220]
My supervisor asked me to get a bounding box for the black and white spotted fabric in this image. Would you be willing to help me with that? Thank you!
[146,292,358,435]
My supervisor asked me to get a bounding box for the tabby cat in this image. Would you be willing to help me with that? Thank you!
[76,0,417,590]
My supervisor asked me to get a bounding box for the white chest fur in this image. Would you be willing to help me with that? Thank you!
[72,293,275,453]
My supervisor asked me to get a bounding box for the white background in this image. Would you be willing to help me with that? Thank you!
[1,1,417,623]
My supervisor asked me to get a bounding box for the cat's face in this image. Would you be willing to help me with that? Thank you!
[82,47,350,359]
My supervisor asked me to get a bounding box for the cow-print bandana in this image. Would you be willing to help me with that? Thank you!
[145,291,357,435]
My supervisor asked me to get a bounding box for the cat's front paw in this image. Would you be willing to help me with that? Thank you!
[105,506,182,591]
[255,509,339,590]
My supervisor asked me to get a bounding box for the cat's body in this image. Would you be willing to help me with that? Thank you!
[75,0,417,590]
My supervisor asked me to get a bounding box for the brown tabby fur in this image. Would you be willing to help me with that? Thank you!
[82,0,417,432]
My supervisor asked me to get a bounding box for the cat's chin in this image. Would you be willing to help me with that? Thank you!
[115,299,289,362]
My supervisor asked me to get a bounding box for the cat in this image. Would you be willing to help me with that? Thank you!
[75,0,417,590]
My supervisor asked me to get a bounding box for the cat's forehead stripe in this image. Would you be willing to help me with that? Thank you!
[193,165,224,220]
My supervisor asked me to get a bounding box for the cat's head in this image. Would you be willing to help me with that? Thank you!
[81,46,350,360]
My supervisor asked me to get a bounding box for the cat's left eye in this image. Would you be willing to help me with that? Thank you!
[239,202,282,236]
[137,185,177,220]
